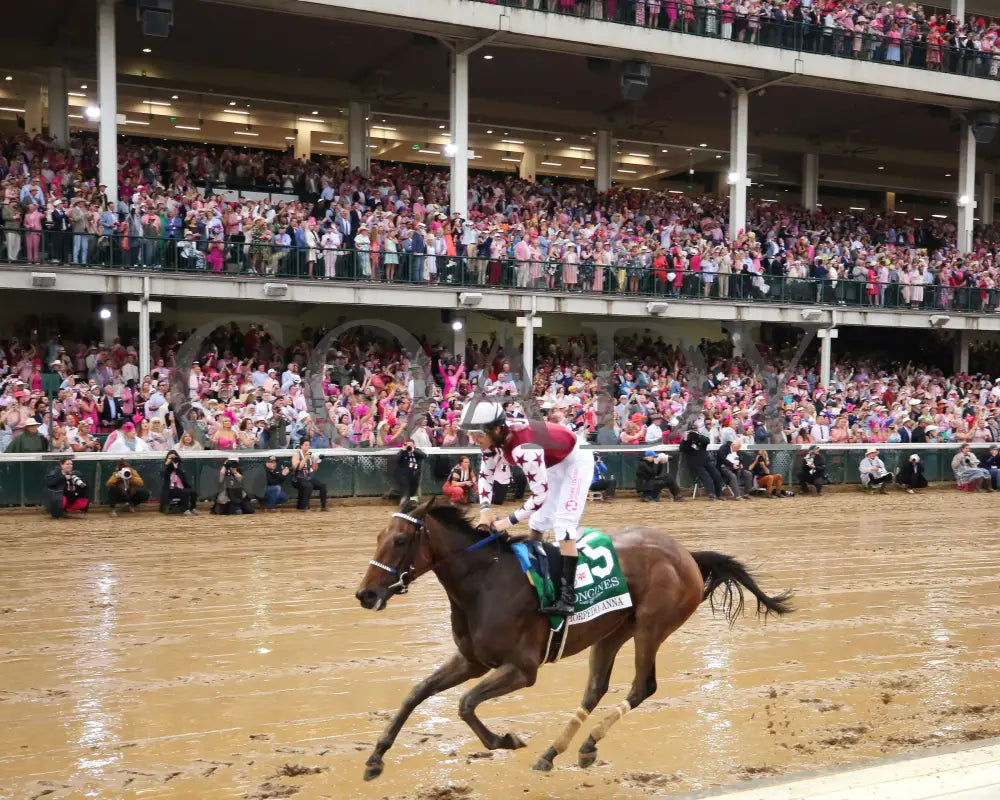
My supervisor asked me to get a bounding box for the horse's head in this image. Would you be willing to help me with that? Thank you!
[356,497,437,611]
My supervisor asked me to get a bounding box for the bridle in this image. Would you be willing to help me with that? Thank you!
[368,511,503,595]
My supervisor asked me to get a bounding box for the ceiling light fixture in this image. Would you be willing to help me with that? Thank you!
[233,130,259,136]
[501,157,521,162]
[298,117,324,123]
[418,149,441,155]
[142,48,151,53]
[174,125,201,130]
[483,54,494,60]
[121,119,150,125]
[83,106,100,120]
[320,139,344,145]
[171,94,179,99]
[68,91,87,97]
[370,125,397,131]
[580,165,595,170]
[540,161,562,166]
[501,138,524,144]
[569,146,591,152]
[142,100,171,106]
[224,109,250,115]
[617,169,637,174]
[554,137,562,142]
[628,152,650,158]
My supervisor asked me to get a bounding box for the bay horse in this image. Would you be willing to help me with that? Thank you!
[355,498,792,781]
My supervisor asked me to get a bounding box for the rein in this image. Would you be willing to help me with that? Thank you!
[368,512,503,593]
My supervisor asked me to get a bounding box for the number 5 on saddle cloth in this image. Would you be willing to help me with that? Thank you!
[511,529,632,661]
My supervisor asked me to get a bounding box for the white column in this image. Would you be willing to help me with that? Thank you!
[518,149,536,181]
[48,67,69,147]
[980,171,995,226]
[139,277,151,379]
[522,321,534,391]
[452,314,467,362]
[596,129,612,193]
[449,50,469,218]
[97,0,118,207]
[951,0,965,24]
[24,89,42,138]
[295,126,312,160]
[820,330,833,389]
[728,88,749,241]
[954,330,970,374]
[348,101,370,176]
[100,296,118,345]
[802,153,819,211]
[957,120,976,254]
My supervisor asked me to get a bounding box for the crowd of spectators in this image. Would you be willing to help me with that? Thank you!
[502,0,1000,77]
[2,133,1000,312]
[4,321,1000,464]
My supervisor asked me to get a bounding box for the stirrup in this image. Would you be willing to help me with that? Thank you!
[538,599,575,617]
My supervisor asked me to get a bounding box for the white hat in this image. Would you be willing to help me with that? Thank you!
[458,400,506,432]
[909,454,920,462]
[865,446,878,455]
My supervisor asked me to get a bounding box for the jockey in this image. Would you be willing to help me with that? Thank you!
[459,399,595,616]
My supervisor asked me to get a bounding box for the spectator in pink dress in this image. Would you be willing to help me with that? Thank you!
[23,203,43,263]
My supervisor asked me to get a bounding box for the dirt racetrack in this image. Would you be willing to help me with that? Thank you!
[1,490,999,800]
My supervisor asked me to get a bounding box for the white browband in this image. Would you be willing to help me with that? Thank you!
[392,512,423,526]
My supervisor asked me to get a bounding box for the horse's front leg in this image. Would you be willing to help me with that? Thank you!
[458,662,538,750]
[365,651,486,781]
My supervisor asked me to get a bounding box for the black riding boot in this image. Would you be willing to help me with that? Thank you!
[539,554,578,616]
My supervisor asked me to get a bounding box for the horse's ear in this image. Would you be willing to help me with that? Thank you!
[398,497,417,513]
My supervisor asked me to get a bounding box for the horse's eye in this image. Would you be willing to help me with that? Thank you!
[394,536,408,547]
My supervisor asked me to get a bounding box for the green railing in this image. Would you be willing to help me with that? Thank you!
[0,229,991,313]
[0,443,979,509]
[464,0,998,80]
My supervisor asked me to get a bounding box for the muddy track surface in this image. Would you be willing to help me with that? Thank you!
[1,492,998,799]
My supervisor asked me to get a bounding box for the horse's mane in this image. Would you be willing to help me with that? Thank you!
[425,503,482,539]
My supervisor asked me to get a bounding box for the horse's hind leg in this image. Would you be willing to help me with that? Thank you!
[578,628,671,768]
[532,625,633,772]
[364,651,486,781]
[458,662,537,750]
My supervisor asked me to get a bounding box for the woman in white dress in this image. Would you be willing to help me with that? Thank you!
[321,225,341,279]
[355,224,372,280]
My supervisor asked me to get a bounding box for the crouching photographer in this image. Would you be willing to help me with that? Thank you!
[44,457,90,519]
[590,453,617,499]
[212,457,254,515]
[160,450,198,515]
[636,450,682,502]
[106,458,150,516]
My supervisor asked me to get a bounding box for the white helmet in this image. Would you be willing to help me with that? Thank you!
[458,400,506,432]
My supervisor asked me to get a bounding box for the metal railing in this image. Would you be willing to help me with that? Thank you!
[1,229,994,313]
[0,443,980,508]
[466,0,999,80]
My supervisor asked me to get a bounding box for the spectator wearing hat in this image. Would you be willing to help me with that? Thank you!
[261,454,290,511]
[49,198,70,265]
[106,421,150,454]
[6,417,46,453]
[799,444,827,495]
[44,456,89,518]
[106,458,150,515]
[896,454,928,494]
[635,450,683,502]
[860,447,893,492]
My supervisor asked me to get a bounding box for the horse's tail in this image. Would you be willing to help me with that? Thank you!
[690,550,794,626]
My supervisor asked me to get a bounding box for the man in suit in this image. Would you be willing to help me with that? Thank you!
[898,418,915,443]
[49,199,70,264]
[410,222,427,283]
[336,207,354,277]
[293,219,308,277]
[910,418,928,444]
[98,385,125,430]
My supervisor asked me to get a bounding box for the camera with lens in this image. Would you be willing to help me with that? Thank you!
[224,458,239,472]
[118,468,132,481]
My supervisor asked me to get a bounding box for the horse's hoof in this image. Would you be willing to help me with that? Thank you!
[363,761,384,781]
[531,756,554,772]
[500,732,527,750]
[578,748,597,769]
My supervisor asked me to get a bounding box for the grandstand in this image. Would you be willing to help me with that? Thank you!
[1,0,1000,798]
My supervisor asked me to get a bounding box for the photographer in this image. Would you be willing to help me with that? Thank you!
[636,450,682,502]
[262,454,290,511]
[390,439,426,503]
[749,449,784,498]
[716,438,754,500]
[897,453,928,494]
[442,455,476,504]
[798,444,827,495]
[160,450,198,515]
[212,457,254,515]
[951,443,992,492]
[859,446,894,493]
[106,458,150,516]
[44,457,90,518]
[291,438,328,511]
[590,452,617,499]
[488,457,527,506]
[680,429,723,500]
